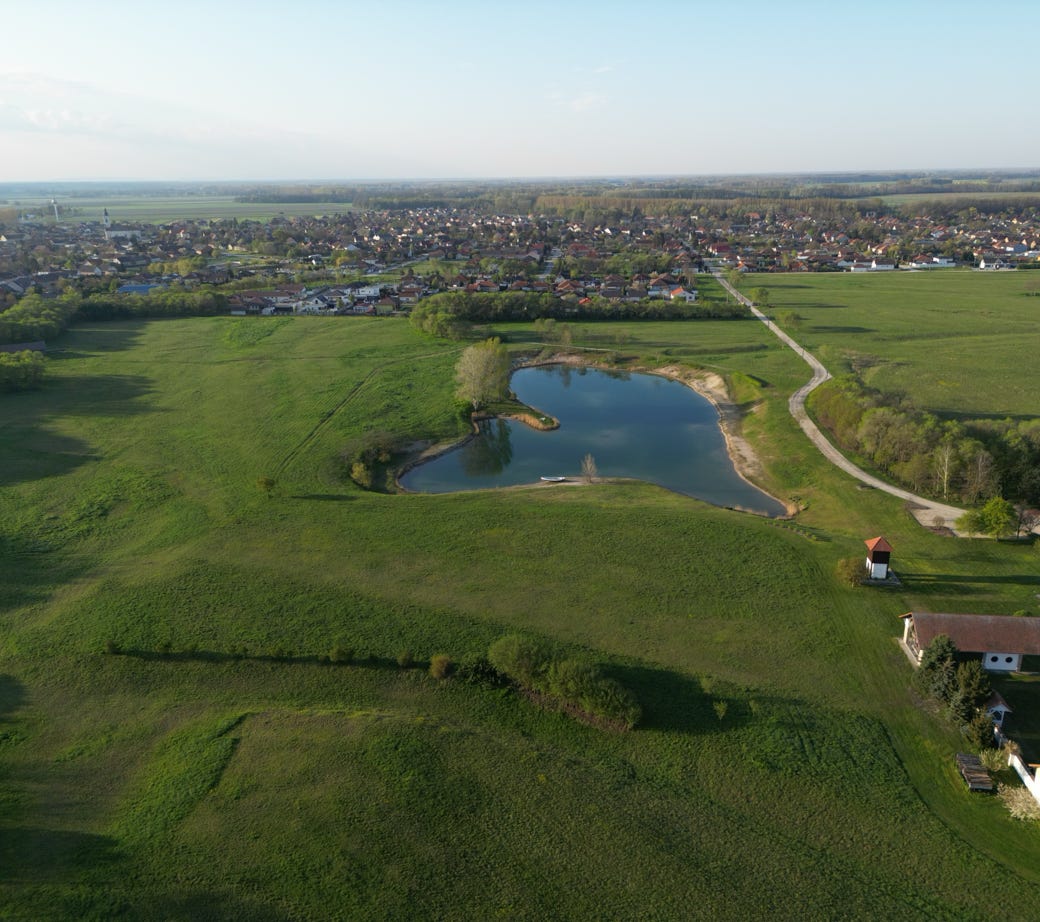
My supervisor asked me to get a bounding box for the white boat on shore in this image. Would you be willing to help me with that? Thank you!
[540,476,567,482]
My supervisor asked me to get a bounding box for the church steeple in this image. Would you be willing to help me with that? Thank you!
[103,208,111,228]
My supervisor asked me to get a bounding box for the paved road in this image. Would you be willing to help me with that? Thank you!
[712,270,966,529]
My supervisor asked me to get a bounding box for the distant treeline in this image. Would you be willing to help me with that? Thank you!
[233,183,540,214]
[0,289,228,345]
[810,376,1040,506]
[409,291,747,337]
[230,175,1040,219]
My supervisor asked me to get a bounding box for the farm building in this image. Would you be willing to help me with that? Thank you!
[899,611,1040,672]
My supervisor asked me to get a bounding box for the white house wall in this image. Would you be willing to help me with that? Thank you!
[982,651,1022,672]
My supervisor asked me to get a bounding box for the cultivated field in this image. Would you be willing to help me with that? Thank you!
[7,193,354,224]
[2,310,1039,919]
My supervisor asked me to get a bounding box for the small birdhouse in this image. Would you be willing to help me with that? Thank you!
[864,536,892,579]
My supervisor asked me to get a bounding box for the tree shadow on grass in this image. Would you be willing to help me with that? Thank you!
[0,674,27,722]
[0,827,123,884]
[0,372,158,487]
[0,428,98,487]
[905,573,1040,588]
[55,325,146,354]
[115,647,407,672]
[289,493,354,502]
[0,531,91,615]
[606,663,742,735]
[43,373,158,418]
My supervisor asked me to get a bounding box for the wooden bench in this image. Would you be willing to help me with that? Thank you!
[956,752,994,792]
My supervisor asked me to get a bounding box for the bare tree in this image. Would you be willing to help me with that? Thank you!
[932,441,957,500]
[1016,505,1040,538]
[581,453,597,484]
[963,448,996,504]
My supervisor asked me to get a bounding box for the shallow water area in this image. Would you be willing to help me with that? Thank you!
[401,364,785,516]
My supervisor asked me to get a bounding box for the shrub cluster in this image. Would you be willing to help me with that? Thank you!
[488,634,641,730]
[998,783,1040,821]
[912,634,994,746]
[0,349,45,391]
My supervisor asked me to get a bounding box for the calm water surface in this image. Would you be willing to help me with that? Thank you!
[401,365,785,516]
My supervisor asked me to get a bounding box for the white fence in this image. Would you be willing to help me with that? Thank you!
[1008,753,1040,806]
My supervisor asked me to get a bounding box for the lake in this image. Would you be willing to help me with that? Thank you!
[400,364,786,516]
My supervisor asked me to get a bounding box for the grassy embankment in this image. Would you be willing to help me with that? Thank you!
[2,290,1040,918]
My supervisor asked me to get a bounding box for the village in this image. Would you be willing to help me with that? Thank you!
[2,194,1040,314]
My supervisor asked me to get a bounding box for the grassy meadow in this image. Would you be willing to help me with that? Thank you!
[737,269,1040,418]
[2,298,1040,919]
[10,193,355,224]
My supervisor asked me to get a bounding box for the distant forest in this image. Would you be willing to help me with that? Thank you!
[229,170,1040,216]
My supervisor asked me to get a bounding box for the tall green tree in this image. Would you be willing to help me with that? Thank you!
[957,497,1016,538]
[455,337,509,410]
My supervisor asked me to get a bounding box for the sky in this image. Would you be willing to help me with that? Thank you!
[1,0,1038,182]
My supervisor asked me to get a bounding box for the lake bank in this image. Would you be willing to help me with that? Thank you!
[399,356,790,516]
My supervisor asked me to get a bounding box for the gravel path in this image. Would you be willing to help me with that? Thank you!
[712,270,965,530]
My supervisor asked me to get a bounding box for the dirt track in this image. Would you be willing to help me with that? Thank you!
[713,270,966,531]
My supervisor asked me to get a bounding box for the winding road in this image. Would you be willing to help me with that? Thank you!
[712,270,965,530]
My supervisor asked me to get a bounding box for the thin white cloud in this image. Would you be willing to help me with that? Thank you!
[570,92,607,112]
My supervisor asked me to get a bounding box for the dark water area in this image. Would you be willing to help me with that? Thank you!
[401,365,786,516]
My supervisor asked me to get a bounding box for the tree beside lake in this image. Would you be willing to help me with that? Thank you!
[455,337,509,410]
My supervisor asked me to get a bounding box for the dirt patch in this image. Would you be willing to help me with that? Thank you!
[655,364,794,517]
[498,411,559,431]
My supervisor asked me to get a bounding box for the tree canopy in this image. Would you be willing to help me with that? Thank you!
[957,497,1016,538]
[455,337,509,410]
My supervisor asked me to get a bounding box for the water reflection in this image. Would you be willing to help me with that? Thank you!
[402,365,786,516]
[461,418,513,476]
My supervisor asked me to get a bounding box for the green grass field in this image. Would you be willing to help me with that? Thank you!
[14,194,354,224]
[2,307,1040,919]
[739,270,1040,418]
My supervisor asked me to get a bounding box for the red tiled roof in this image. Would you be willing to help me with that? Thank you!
[900,612,1040,655]
[865,536,892,553]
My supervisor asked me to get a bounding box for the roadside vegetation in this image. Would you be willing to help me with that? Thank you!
[739,271,1040,517]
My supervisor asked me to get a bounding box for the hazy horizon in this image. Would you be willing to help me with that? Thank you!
[3,0,1039,183]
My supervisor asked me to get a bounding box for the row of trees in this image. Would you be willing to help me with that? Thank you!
[410,291,747,332]
[810,375,1040,509]
[0,350,45,391]
[0,289,230,345]
[0,293,80,344]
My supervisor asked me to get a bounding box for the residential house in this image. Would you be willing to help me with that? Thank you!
[899,611,1040,672]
